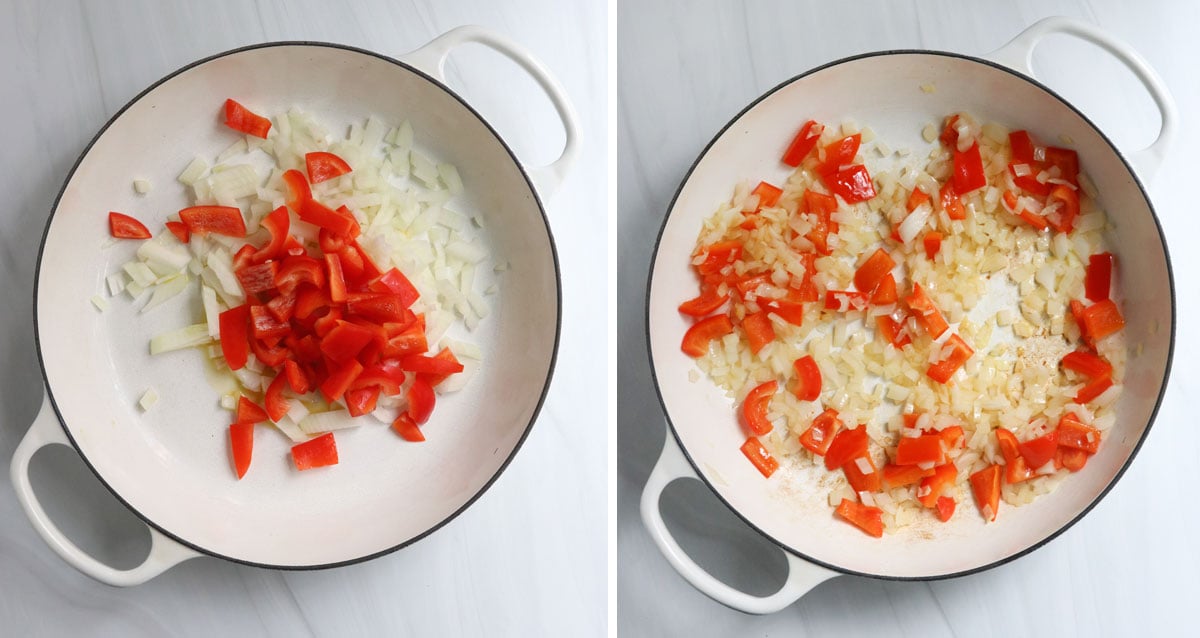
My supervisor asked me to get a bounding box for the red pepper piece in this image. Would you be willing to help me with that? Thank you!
[345,386,381,417]
[1075,375,1115,404]
[391,413,426,442]
[970,465,1002,521]
[854,248,896,297]
[1080,299,1125,341]
[952,142,986,193]
[325,253,348,303]
[1085,253,1114,302]
[935,496,956,522]
[882,463,933,489]
[828,164,876,203]
[824,425,868,472]
[179,205,247,237]
[282,169,311,211]
[223,99,271,138]
[229,422,254,479]
[283,359,311,394]
[235,396,269,424]
[218,304,251,370]
[835,498,883,538]
[237,261,279,295]
[165,220,190,243]
[251,206,290,264]
[291,432,339,471]
[939,182,966,221]
[782,120,822,167]
[305,151,352,184]
[924,232,942,260]
[792,355,822,402]
[681,314,734,357]
[299,198,358,238]
[407,376,436,425]
[1019,431,1058,470]
[842,454,881,493]
[824,290,870,312]
[917,463,957,508]
[108,212,151,239]
[741,380,777,436]
[1057,412,1102,454]
[320,359,363,402]
[742,311,775,354]
[875,314,912,348]
[927,333,974,384]
[740,436,779,478]
[895,434,945,466]
[799,408,840,456]
[263,372,290,422]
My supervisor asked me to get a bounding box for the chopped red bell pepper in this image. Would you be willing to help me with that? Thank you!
[741,380,777,436]
[824,425,868,471]
[762,299,805,326]
[1046,185,1079,233]
[1057,412,1101,454]
[835,498,883,538]
[291,432,339,471]
[319,358,363,402]
[996,428,1034,484]
[165,220,190,243]
[895,434,945,466]
[952,142,986,193]
[927,333,974,384]
[265,290,297,323]
[223,99,272,138]
[939,115,960,148]
[970,464,1002,521]
[935,496,956,522]
[275,256,325,295]
[923,232,942,260]
[917,463,957,508]
[1009,130,1036,164]
[1019,430,1058,470]
[906,188,931,213]
[108,212,152,239]
[263,372,290,422]
[1086,253,1114,302]
[350,360,407,395]
[229,422,254,479]
[1080,299,1125,341]
[399,352,465,377]
[827,164,876,203]
[678,286,728,317]
[320,321,377,362]
[782,120,822,167]
[751,181,783,210]
[741,436,779,478]
[252,206,291,264]
[237,261,279,295]
[1043,146,1079,185]
[742,311,775,354]
[1009,162,1052,197]
[299,198,358,238]
[693,240,743,276]
[305,151,352,184]
[345,386,381,417]
[1062,350,1112,379]
[799,408,841,456]
[249,305,290,340]
[875,314,912,348]
[869,273,898,305]
[392,413,426,442]
[325,252,348,303]
[905,283,949,339]
[825,290,870,312]
[235,396,269,424]
[218,304,251,370]
[883,463,933,489]
[179,205,247,237]
[283,359,311,394]
[854,248,896,297]
[1075,374,1115,404]
[407,376,436,425]
[344,292,409,323]
[822,134,861,170]
[1060,447,1089,472]
[249,336,288,367]
[792,355,822,402]
[418,348,462,387]
[842,454,881,493]
[282,169,312,211]
[939,183,966,221]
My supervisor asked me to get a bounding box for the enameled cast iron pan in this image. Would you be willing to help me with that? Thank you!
[642,17,1175,613]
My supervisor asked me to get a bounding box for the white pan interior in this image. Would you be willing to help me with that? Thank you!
[36,44,559,567]
[648,52,1172,579]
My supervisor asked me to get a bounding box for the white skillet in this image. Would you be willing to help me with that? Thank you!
[11,26,579,586]
[642,17,1175,613]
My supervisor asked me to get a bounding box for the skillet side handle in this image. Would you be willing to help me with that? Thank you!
[986,16,1177,183]
[10,394,201,586]
[640,428,836,614]
[400,25,581,199]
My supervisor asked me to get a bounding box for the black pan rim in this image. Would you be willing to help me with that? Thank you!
[31,39,563,572]
[643,47,1175,583]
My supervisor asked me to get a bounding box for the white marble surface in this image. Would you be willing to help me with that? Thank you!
[0,1,605,636]
[619,0,1199,634]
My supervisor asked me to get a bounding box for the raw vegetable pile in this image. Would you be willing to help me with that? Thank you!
[102,99,493,478]
[680,112,1126,537]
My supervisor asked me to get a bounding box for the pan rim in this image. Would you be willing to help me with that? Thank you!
[643,48,1175,582]
[32,40,563,571]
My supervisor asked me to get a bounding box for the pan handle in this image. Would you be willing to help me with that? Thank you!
[986,16,1176,183]
[9,394,201,586]
[400,26,581,199]
[640,428,836,614]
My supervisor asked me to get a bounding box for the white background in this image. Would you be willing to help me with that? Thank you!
[618,0,1199,635]
[0,0,606,636]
